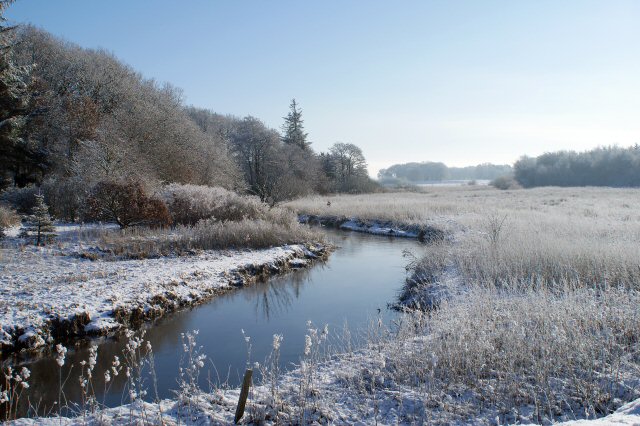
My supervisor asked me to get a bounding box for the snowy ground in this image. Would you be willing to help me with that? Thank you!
[0,223,325,353]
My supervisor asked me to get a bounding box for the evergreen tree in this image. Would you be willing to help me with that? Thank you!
[20,193,56,245]
[281,99,309,150]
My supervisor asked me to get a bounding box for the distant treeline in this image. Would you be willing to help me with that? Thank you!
[514,146,640,188]
[378,162,512,183]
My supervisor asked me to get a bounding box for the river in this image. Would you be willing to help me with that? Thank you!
[7,228,420,418]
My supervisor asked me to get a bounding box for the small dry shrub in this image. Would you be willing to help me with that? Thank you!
[0,204,19,229]
[490,175,521,190]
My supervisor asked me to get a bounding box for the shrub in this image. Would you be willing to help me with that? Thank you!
[0,204,19,229]
[161,183,278,226]
[490,175,521,190]
[86,180,171,228]
[41,177,88,222]
[0,185,38,214]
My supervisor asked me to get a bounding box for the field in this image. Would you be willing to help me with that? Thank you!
[285,187,640,423]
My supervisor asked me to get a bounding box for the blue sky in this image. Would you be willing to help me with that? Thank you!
[7,0,640,175]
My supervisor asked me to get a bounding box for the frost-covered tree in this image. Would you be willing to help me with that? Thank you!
[322,142,377,193]
[281,99,309,150]
[0,1,39,188]
[20,193,56,245]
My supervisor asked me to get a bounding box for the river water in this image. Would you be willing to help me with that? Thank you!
[9,228,419,417]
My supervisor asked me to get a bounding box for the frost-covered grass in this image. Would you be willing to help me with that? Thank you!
[287,187,640,423]
[97,215,322,259]
[287,186,640,232]
[4,187,640,424]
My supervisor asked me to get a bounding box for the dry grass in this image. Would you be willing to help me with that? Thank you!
[376,287,640,424]
[287,186,640,230]
[290,187,640,289]
[95,213,323,259]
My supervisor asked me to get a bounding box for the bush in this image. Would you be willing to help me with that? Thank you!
[86,180,171,228]
[0,185,38,214]
[0,204,19,228]
[0,204,19,239]
[41,177,88,222]
[161,183,279,226]
[490,175,521,190]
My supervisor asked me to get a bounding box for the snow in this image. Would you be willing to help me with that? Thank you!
[0,223,323,351]
[558,398,640,425]
[339,219,420,238]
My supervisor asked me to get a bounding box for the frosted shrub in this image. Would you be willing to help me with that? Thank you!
[177,330,206,419]
[297,321,330,423]
[0,204,19,231]
[1,366,30,421]
[161,183,268,225]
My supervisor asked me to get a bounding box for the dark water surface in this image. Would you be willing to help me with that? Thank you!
[8,229,419,417]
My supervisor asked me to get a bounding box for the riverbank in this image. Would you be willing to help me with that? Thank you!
[298,214,446,242]
[0,224,329,355]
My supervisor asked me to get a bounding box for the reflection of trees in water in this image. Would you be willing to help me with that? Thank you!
[244,266,320,320]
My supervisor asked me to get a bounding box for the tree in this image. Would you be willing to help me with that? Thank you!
[281,99,309,150]
[327,142,369,191]
[0,1,43,189]
[19,193,56,245]
[229,116,281,202]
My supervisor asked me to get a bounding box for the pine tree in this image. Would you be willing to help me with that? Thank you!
[281,99,309,150]
[20,193,56,245]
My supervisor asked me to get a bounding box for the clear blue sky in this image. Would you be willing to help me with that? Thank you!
[7,0,640,175]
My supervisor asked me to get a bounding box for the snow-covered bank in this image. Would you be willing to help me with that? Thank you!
[0,224,329,354]
[9,346,640,425]
[298,214,446,242]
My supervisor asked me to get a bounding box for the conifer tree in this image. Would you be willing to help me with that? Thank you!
[281,99,309,150]
[20,193,56,245]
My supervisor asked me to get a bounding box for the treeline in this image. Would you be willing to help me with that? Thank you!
[378,162,512,183]
[0,22,377,220]
[514,146,640,188]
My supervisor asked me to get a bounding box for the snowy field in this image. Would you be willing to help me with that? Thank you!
[0,223,325,353]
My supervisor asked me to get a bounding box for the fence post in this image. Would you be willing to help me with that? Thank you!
[234,368,253,424]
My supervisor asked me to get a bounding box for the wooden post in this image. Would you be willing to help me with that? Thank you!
[234,368,253,424]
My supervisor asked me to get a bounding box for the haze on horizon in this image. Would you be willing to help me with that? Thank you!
[8,0,640,177]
